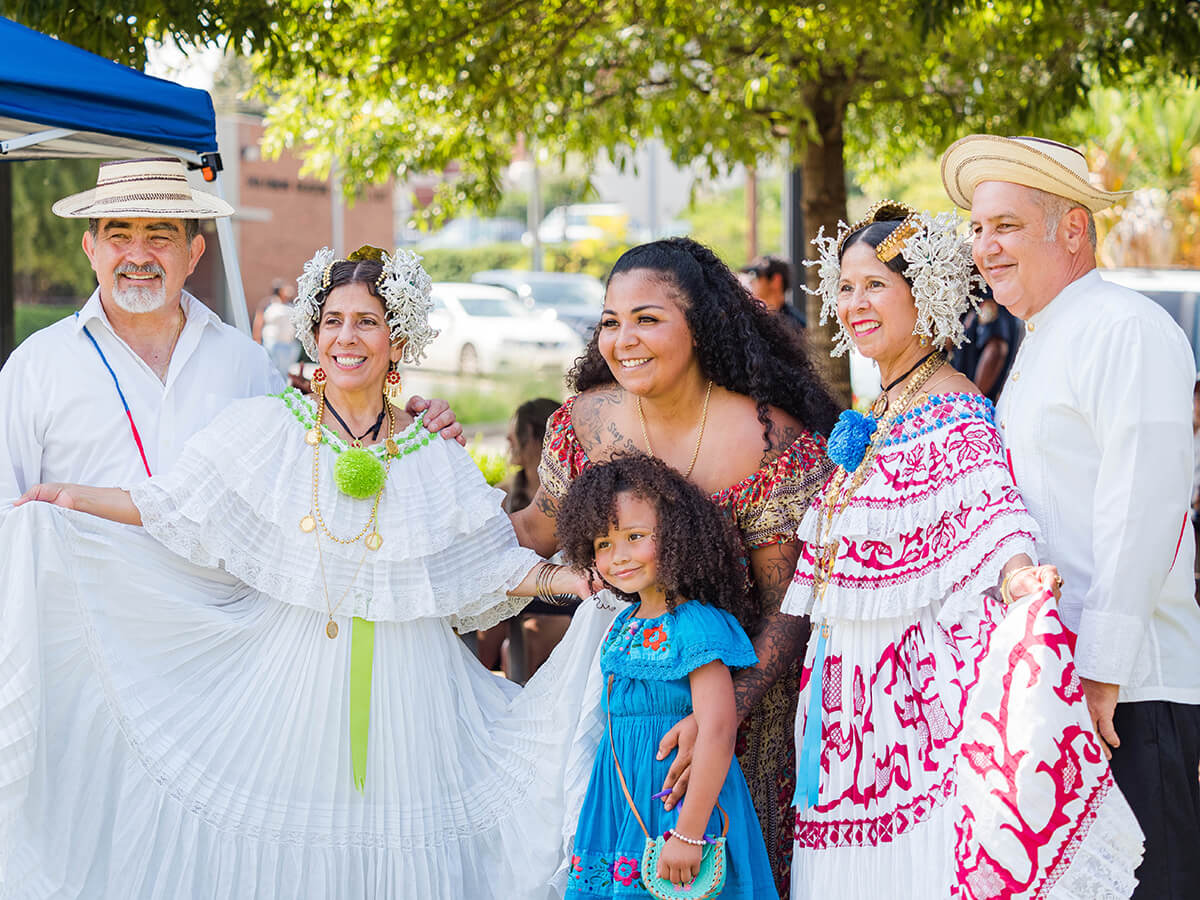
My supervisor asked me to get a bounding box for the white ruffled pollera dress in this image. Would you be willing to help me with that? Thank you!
[0,389,616,899]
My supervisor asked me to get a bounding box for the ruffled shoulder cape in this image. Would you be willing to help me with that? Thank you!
[130,389,542,630]
[783,393,1040,622]
[600,600,757,681]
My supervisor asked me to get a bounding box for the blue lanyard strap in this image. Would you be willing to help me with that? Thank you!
[76,312,153,477]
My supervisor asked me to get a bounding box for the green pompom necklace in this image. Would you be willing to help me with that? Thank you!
[298,373,400,637]
[321,398,388,499]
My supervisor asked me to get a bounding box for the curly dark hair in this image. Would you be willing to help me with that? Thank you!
[567,237,839,445]
[556,455,756,631]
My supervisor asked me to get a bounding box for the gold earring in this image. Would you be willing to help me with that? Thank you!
[383,367,403,407]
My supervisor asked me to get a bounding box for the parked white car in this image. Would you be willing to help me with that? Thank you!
[418,283,585,375]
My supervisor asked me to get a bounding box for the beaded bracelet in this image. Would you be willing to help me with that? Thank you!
[667,829,707,846]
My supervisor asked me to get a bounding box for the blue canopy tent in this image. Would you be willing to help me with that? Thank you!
[0,16,250,362]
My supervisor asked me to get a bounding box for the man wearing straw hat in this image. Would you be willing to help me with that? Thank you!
[0,157,460,502]
[942,134,1200,898]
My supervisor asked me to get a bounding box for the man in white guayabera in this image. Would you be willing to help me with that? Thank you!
[942,134,1200,899]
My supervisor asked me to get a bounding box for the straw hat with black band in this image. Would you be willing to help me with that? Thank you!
[52,157,234,219]
[940,135,1129,213]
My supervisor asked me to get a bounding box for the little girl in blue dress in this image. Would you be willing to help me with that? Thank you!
[556,455,775,898]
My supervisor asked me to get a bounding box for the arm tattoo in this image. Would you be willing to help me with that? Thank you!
[534,489,559,520]
[733,540,810,722]
[758,419,803,469]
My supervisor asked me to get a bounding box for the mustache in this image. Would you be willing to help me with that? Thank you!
[114,262,165,278]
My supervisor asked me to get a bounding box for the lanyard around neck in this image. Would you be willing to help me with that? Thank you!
[76,313,153,478]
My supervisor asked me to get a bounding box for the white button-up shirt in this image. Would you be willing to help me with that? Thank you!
[0,289,284,502]
[998,269,1200,704]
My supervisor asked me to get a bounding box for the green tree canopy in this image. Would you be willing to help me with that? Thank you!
[12,0,1200,398]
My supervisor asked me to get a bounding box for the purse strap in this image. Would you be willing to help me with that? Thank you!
[606,674,729,841]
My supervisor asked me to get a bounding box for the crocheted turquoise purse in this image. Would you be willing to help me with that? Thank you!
[607,676,729,900]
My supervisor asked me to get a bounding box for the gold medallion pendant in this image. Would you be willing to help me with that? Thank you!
[306,427,322,446]
[299,515,317,533]
[365,532,383,551]
[326,619,339,639]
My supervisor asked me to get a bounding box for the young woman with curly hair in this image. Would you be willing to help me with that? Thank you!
[555,456,773,898]
[510,236,840,896]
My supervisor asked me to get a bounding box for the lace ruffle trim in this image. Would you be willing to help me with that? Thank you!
[784,513,1037,622]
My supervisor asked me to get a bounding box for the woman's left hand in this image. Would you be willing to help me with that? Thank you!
[566,567,605,600]
[406,395,465,445]
[1007,564,1063,602]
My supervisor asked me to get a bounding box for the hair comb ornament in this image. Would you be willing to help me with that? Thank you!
[874,215,922,263]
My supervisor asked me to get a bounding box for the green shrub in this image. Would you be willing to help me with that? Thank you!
[467,437,514,486]
[15,303,79,347]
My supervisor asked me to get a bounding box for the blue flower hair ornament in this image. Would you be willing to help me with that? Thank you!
[826,409,877,473]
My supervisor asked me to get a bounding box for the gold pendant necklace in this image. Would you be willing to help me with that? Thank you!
[300,384,397,637]
[635,380,713,478]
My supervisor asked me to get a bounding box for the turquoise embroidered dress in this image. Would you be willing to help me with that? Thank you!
[566,601,775,898]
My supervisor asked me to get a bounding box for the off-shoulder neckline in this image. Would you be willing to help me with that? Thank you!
[560,393,821,500]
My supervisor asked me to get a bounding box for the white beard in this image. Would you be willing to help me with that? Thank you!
[111,269,168,313]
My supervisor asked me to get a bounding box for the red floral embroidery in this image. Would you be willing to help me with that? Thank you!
[610,855,640,886]
[642,625,669,651]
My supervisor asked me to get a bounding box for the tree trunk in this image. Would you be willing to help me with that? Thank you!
[800,79,852,407]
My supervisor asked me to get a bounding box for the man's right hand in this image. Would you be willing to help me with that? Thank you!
[657,715,699,811]
[1080,677,1121,760]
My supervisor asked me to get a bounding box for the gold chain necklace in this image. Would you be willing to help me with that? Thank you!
[811,351,946,631]
[635,380,713,478]
[299,385,396,638]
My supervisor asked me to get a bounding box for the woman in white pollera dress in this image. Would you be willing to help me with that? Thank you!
[0,246,615,899]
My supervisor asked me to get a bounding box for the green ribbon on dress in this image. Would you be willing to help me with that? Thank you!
[350,616,375,792]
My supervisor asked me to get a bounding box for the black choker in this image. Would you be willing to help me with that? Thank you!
[324,398,385,443]
[882,350,943,393]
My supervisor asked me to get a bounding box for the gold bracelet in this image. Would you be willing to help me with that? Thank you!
[1000,565,1036,605]
[537,562,559,602]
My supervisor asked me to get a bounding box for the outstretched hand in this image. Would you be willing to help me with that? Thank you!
[657,714,699,811]
[407,395,466,446]
[15,483,80,509]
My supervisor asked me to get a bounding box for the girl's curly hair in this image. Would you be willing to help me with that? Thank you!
[567,237,840,446]
[556,455,755,631]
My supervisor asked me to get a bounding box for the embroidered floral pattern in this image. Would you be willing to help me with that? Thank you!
[538,394,832,549]
[610,855,641,886]
[641,625,669,652]
[566,848,649,896]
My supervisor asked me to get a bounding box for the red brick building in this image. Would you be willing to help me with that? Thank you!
[189,114,394,325]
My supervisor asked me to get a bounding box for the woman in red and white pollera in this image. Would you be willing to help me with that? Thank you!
[783,201,1144,899]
